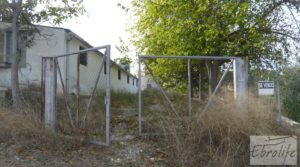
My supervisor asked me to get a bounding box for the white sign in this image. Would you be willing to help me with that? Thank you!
[258,81,274,95]
[250,136,297,165]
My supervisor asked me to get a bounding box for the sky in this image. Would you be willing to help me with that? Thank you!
[59,0,131,60]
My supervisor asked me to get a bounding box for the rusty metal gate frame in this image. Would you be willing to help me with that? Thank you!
[42,45,111,146]
[138,55,238,136]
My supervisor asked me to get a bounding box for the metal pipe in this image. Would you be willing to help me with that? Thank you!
[41,58,45,121]
[76,54,80,126]
[140,55,237,60]
[199,71,202,101]
[52,45,110,58]
[276,66,282,124]
[187,59,192,121]
[138,57,142,135]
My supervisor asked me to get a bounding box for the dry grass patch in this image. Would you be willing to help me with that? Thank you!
[157,95,294,166]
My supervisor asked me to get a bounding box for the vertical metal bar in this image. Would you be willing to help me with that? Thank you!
[201,61,233,115]
[55,58,74,128]
[76,55,80,126]
[41,58,45,121]
[187,59,192,121]
[144,62,181,120]
[43,57,57,131]
[138,56,142,135]
[276,68,282,124]
[199,70,202,101]
[105,45,111,146]
[65,40,70,94]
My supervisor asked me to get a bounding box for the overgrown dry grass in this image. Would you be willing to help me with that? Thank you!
[155,94,294,166]
[1,89,299,166]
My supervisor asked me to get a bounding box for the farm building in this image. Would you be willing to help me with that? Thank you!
[0,22,138,95]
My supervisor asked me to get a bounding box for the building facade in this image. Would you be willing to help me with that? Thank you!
[0,22,138,94]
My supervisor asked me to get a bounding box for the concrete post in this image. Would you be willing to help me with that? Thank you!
[42,57,57,131]
[105,45,111,146]
[233,57,248,107]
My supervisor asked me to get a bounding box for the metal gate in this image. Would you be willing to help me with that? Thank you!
[138,56,248,135]
[41,45,111,145]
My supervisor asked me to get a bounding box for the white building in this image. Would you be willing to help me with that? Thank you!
[141,75,158,90]
[0,22,138,94]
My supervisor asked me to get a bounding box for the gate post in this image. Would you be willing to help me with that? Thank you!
[233,57,248,107]
[42,57,57,131]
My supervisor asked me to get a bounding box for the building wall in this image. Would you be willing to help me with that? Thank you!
[110,62,138,93]
[0,26,66,89]
[141,76,158,90]
[0,24,137,94]
[65,36,137,95]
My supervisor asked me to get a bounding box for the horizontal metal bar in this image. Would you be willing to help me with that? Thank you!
[43,45,110,58]
[140,55,237,60]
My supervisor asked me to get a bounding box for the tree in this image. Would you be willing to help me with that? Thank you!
[114,56,132,71]
[129,0,300,94]
[281,67,300,121]
[0,0,85,109]
[115,38,134,71]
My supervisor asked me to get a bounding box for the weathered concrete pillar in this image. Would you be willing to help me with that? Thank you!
[42,57,57,131]
[233,57,248,107]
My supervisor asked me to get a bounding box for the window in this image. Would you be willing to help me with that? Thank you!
[0,32,4,63]
[0,31,26,67]
[127,75,129,84]
[118,69,121,80]
[79,46,87,66]
[0,31,12,64]
[136,79,138,87]
[132,78,134,85]
[104,61,106,74]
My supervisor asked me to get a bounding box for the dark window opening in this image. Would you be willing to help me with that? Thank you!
[0,32,4,63]
[104,61,107,74]
[136,79,138,87]
[5,31,11,64]
[118,69,121,80]
[132,78,134,85]
[127,75,129,84]
[79,46,87,66]
[0,31,26,67]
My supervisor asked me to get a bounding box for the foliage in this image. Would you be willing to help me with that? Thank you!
[114,55,132,71]
[129,0,300,91]
[0,0,85,25]
[115,38,134,71]
[281,67,300,121]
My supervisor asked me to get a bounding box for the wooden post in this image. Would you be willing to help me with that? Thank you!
[42,57,57,131]
[233,57,248,107]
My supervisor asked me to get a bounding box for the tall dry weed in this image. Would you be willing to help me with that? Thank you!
[158,94,292,166]
[0,107,46,143]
